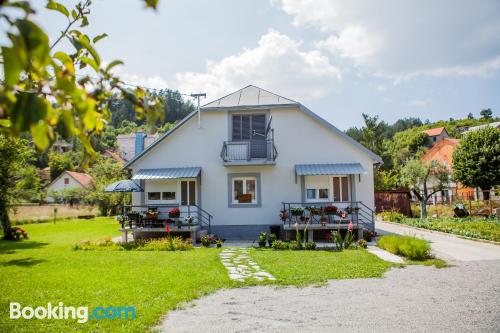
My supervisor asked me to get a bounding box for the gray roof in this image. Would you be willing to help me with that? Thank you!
[124,85,383,168]
[131,167,201,180]
[202,85,298,109]
[295,163,367,176]
[466,121,500,132]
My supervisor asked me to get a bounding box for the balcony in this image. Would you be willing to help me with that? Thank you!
[220,139,278,166]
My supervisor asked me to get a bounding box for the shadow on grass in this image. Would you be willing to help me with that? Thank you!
[1,257,47,267]
[0,240,49,254]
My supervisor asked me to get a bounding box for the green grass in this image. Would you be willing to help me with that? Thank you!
[1,218,394,332]
[398,217,500,242]
[0,218,233,333]
[405,258,449,268]
[377,235,431,260]
[249,248,393,287]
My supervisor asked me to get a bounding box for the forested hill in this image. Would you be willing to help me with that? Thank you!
[345,110,499,189]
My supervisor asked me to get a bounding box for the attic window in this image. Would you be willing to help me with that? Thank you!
[64,178,69,185]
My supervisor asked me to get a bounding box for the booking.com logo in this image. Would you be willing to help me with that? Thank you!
[10,302,136,323]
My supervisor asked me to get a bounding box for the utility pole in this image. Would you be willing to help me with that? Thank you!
[190,93,206,129]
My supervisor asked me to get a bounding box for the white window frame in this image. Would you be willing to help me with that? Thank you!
[232,176,258,204]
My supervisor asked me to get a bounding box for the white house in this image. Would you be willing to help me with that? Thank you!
[46,171,93,203]
[124,86,382,240]
[117,132,158,161]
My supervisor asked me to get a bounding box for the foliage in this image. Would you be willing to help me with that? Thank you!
[331,226,355,251]
[14,165,44,202]
[8,226,29,240]
[395,217,500,242]
[48,151,76,180]
[271,240,288,250]
[375,169,400,190]
[74,237,193,251]
[290,207,304,216]
[258,231,267,247]
[377,235,431,260]
[385,128,429,168]
[0,134,36,238]
[480,108,493,119]
[201,235,216,247]
[357,239,368,248]
[453,127,500,198]
[304,241,316,250]
[400,159,450,217]
[267,233,277,246]
[289,240,303,250]
[0,0,163,159]
[168,207,180,218]
[47,187,90,205]
[377,211,406,223]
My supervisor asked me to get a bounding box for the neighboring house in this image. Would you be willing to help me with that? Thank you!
[52,140,73,153]
[423,127,448,145]
[46,171,93,203]
[420,138,475,203]
[117,132,158,161]
[465,121,500,133]
[124,85,382,240]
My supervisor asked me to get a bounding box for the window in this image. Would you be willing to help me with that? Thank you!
[64,178,69,185]
[228,173,261,207]
[147,192,161,200]
[181,181,196,205]
[162,192,176,200]
[319,189,329,199]
[332,176,350,201]
[306,189,316,199]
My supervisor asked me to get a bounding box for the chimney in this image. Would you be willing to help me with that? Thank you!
[134,131,146,156]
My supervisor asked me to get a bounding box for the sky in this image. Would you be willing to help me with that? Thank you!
[31,0,500,130]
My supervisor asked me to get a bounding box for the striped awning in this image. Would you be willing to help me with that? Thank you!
[132,167,201,180]
[295,163,367,176]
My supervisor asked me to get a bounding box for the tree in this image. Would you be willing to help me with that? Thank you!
[467,112,474,119]
[0,135,35,239]
[384,129,429,168]
[479,108,493,119]
[48,151,75,180]
[399,159,450,218]
[0,0,161,237]
[453,127,500,200]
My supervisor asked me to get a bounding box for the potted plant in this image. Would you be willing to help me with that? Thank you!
[258,232,267,247]
[307,206,322,216]
[291,207,304,216]
[184,216,194,225]
[215,239,223,248]
[323,205,337,215]
[320,215,328,226]
[279,210,289,222]
[168,207,180,218]
[201,235,211,247]
[175,219,182,229]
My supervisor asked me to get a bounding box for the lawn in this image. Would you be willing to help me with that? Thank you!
[396,217,500,242]
[0,217,393,332]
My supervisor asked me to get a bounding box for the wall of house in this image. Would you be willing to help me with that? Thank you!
[46,173,84,203]
[130,106,376,238]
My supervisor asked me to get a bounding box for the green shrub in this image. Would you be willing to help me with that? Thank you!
[357,239,368,248]
[289,240,303,250]
[258,232,267,247]
[377,235,430,260]
[268,233,277,246]
[74,237,193,251]
[271,240,289,250]
[304,242,316,250]
[377,211,406,223]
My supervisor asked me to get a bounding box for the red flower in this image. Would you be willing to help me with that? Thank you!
[165,225,171,234]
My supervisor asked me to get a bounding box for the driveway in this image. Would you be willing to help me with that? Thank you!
[376,220,500,262]
[161,224,500,333]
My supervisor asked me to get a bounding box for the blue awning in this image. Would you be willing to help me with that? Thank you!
[132,167,201,180]
[295,163,367,176]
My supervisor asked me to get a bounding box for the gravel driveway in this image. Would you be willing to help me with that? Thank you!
[161,224,500,333]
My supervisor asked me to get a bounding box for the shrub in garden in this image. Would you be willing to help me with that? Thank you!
[268,233,277,246]
[357,239,368,248]
[377,235,430,260]
[377,211,406,223]
[271,240,285,250]
[304,241,316,250]
[289,240,303,250]
[201,235,213,247]
[215,239,223,248]
[258,232,267,247]
[74,237,193,251]
[9,227,29,240]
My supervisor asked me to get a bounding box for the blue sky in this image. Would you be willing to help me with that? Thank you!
[34,0,500,130]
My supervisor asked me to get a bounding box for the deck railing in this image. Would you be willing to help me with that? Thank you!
[220,139,278,163]
[281,201,375,232]
[121,204,212,233]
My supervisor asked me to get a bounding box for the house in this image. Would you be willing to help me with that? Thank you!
[422,127,448,145]
[465,121,500,133]
[124,85,382,240]
[117,132,159,161]
[420,137,475,203]
[46,171,93,203]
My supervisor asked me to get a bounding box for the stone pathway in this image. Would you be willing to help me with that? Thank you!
[219,248,275,282]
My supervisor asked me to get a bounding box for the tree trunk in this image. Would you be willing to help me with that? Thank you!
[0,199,13,240]
[419,200,427,219]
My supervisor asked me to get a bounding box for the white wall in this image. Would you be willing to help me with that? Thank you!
[46,173,84,202]
[130,106,376,226]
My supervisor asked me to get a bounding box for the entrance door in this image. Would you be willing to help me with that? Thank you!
[232,114,267,158]
[332,176,350,202]
[181,181,196,205]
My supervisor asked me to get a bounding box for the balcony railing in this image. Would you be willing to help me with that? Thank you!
[220,139,278,164]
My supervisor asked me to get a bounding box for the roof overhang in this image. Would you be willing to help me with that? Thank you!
[295,163,367,176]
[132,167,201,180]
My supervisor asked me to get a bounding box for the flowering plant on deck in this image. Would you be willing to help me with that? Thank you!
[168,208,180,218]
[323,205,337,215]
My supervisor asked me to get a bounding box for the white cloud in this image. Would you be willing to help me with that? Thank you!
[274,0,500,80]
[118,72,170,90]
[409,99,430,108]
[173,30,341,101]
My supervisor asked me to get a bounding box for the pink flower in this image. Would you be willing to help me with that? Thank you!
[165,225,171,234]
